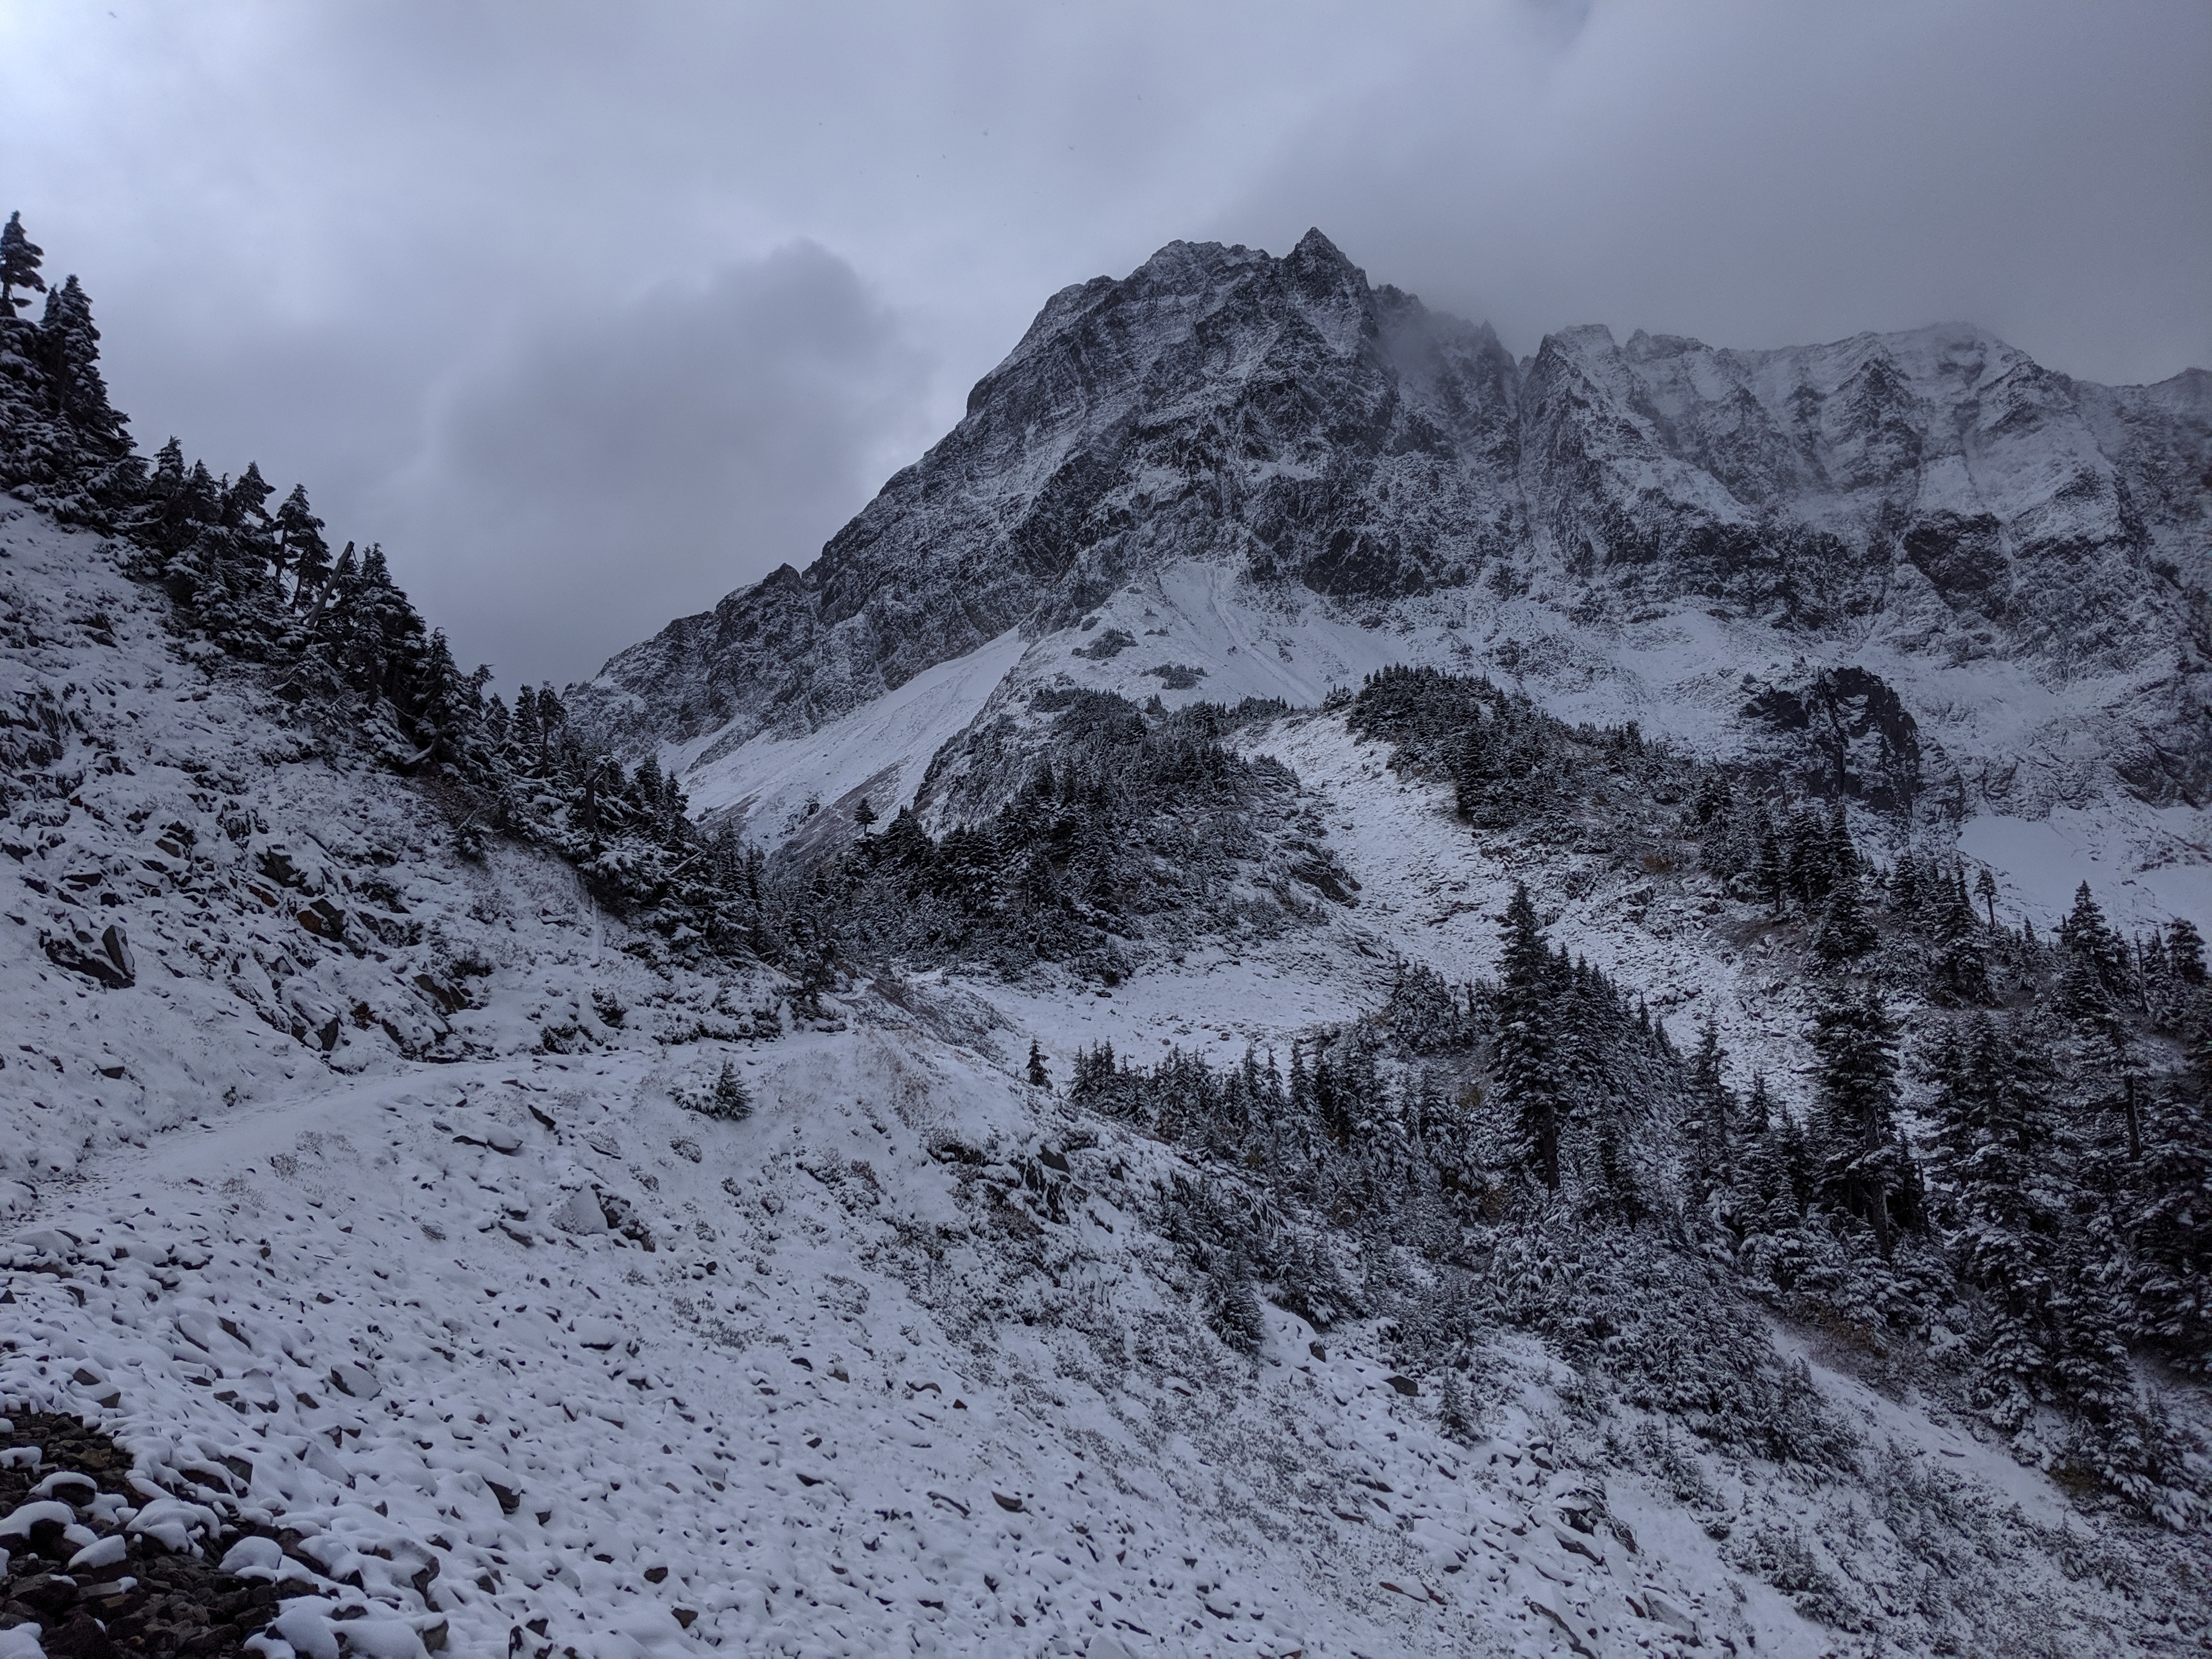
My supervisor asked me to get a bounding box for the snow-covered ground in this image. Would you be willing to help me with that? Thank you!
[670,628,1028,850]
[2,1018,1875,1659]
[1957,805,2212,938]
[1249,714,1813,1100]
[4,505,2204,1657]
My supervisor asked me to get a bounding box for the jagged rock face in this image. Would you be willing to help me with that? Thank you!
[573,230,1522,754]
[1516,324,2203,665]
[1743,667,1927,816]
[572,230,2211,765]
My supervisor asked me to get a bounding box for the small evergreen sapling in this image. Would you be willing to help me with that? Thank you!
[1437,1370,1477,1443]
[1026,1039,1050,1088]
[684,1060,753,1122]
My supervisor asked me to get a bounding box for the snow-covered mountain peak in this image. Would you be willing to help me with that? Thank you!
[573,230,2207,830]
[556,234,2208,934]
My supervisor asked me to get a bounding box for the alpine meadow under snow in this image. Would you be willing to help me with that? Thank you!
[2,212,2210,1659]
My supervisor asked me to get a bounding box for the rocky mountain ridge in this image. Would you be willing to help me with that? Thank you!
[572,230,2212,828]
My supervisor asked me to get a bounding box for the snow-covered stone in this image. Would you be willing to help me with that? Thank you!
[64,1533,126,1572]
[571,1317,623,1351]
[550,1186,608,1234]
[0,1502,72,1545]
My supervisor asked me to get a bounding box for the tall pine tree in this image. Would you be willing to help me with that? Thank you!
[1494,883,1564,1191]
[1923,1015,2064,1426]
[1810,983,1909,1257]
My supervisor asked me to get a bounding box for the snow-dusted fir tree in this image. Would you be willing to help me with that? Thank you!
[1810,983,1908,1257]
[1922,1014,2062,1426]
[0,228,142,521]
[272,482,329,599]
[0,210,46,315]
[1814,871,1877,964]
[1494,883,1564,1192]
[38,275,134,467]
[1685,1018,1735,1203]
[1736,1073,1808,1239]
[2132,1046,2212,1369]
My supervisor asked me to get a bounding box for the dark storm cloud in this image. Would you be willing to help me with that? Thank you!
[1235,1,2212,386]
[1,0,2204,685]
[382,244,930,689]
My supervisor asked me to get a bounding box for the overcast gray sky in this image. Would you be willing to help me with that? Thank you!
[3,0,2207,688]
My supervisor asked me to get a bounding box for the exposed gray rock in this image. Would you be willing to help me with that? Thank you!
[570,231,2210,813]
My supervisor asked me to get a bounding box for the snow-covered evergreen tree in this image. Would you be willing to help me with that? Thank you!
[1922,1015,2064,1425]
[0,210,46,316]
[1814,871,1876,964]
[2130,1038,2212,1370]
[38,275,133,465]
[0,236,141,522]
[1685,1018,1734,1203]
[1809,984,1908,1257]
[272,482,329,600]
[1494,883,1564,1192]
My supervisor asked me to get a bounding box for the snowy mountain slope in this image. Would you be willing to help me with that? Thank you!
[669,561,1471,848]
[913,674,2193,1153]
[19,1010,2186,1659]
[673,540,2212,935]
[0,499,749,1201]
[1513,320,2186,665]
[9,500,2209,1658]
[672,627,1025,850]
